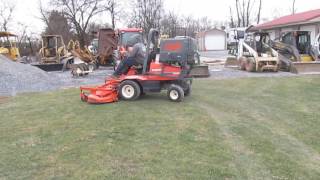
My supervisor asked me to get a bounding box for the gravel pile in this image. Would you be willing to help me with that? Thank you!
[0,55,61,96]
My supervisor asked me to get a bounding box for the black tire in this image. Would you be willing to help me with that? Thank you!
[167,84,184,102]
[184,84,191,96]
[119,80,141,101]
[91,62,99,70]
[72,67,80,77]
[84,64,90,75]
[239,57,246,70]
[78,64,85,76]
[88,63,96,71]
[245,58,256,72]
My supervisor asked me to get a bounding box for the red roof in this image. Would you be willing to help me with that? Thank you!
[255,9,320,30]
[118,28,143,32]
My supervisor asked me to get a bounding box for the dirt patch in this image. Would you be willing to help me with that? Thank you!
[0,96,9,104]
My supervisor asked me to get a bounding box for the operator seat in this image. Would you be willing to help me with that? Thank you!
[131,50,157,74]
[256,41,263,56]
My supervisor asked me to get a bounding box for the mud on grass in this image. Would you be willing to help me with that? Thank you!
[0,96,10,104]
[1,76,320,179]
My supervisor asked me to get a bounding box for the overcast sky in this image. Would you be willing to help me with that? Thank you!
[9,0,320,36]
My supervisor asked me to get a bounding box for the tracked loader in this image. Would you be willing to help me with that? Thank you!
[34,35,96,76]
[272,31,320,74]
[34,35,72,71]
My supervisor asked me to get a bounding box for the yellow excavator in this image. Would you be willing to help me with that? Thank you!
[0,32,20,61]
[272,31,320,74]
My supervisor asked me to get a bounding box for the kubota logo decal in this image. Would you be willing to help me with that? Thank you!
[163,42,182,51]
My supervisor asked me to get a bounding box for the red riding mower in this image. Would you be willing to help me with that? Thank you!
[80,29,196,104]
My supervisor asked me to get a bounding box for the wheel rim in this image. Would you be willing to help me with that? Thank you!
[169,90,179,100]
[122,85,135,99]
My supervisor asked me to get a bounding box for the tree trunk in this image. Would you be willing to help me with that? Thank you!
[242,0,246,27]
[292,0,296,14]
[246,0,251,26]
[111,13,115,29]
[257,0,262,24]
[235,0,241,27]
[229,7,235,28]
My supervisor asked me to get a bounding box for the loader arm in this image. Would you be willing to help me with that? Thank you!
[242,41,258,58]
[262,42,278,57]
[271,41,302,61]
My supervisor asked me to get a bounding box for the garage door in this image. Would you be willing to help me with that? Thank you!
[205,34,226,50]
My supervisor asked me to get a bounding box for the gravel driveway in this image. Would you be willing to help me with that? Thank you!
[200,51,297,79]
[0,53,303,96]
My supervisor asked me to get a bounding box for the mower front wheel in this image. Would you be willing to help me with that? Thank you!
[119,80,141,101]
[167,84,184,102]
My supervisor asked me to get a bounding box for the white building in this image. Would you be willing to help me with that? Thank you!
[252,9,320,44]
[197,28,227,51]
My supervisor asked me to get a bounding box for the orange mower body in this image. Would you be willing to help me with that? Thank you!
[80,29,196,104]
[80,62,191,104]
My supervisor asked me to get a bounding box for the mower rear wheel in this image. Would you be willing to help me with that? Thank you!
[184,84,191,96]
[167,84,184,102]
[119,80,141,101]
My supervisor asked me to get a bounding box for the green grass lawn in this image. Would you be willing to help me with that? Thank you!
[1,76,320,179]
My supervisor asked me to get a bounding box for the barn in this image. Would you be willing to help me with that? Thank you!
[253,9,320,44]
[197,29,227,51]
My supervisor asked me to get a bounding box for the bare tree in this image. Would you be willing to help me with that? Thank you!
[41,10,74,43]
[198,17,212,31]
[245,0,251,27]
[235,0,241,27]
[230,0,262,27]
[129,0,163,35]
[105,0,121,29]
[39,0,51,32]
[16,23,28,46]
[49,0,106,47]
[292,0,296,14]
[160,11,179,37]
[0,1,15,31]
[257,0,262,24]
[229,7,236,28]
[15,23,32,56]
[241,0,246,27]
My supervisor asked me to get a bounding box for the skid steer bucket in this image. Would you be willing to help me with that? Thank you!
[224,57,239,69]
[291,62,320,74]
[190,65,210,77]
[32,63,64,71]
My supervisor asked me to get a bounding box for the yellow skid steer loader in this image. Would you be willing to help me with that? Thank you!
[272,31,320,74]
[225,31,279,72]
